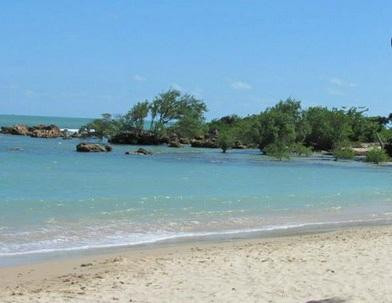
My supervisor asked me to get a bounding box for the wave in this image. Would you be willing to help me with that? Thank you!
[1,217,390,258]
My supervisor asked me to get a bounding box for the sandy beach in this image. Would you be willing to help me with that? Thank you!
[0,225,391,303]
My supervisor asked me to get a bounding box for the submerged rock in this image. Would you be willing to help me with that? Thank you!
[125,148,153,155]
[76,143,112,152]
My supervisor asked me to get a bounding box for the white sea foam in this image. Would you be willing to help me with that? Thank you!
[0,218,390,258]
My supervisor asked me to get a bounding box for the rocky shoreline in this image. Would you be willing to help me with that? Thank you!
[0,124,93,139]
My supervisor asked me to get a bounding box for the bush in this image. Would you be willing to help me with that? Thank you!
[264,143,290,160]
[366,148,389,164]
[217,131,234,153]
[333,147,355,160]
[290,143,313,157]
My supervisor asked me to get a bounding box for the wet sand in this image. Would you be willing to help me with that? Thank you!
[1,225,391,302]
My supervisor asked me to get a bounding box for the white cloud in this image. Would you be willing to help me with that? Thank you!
[327,77,357,96]
[231,81,252,91]
[132,74,146,82]
[329,77,357,88]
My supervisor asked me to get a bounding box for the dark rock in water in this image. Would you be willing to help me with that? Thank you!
[76,143,112,152]
[109,130,162,145]
[179,137,190,145]
[1,124,30,136]
[125,148,153,155]
[29,124,62,138]
[168,140,182,148]
[190,138,218,148]
[232,141,247,149]
[7,147,24,152]
[1,124,62,138]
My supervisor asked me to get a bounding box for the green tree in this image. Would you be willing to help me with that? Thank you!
[217,131,234,153]
[257,98,306,151]
[304,107,352,150]
[149,89,182,132]
[82,113,121,139]
[122,101,149,131]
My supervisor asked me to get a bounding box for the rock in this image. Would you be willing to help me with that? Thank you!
[126,148,153,155]
[109,130,162,145]
[29,124,62,138]
[190,139,218,148]
[1,124,30,136]
[232,141,247,149]
[179,138,190,145]
[76,143,112,152]
[194,135,204,141]
[0,124,62,138]
[168,140,182,148]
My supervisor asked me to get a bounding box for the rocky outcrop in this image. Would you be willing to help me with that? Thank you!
[29,125,62,138]
[190,129,220,148]
[109,130,163,145]
[179,138,190,145]
[125,148,153,155]
[76,143,112,152]
[1,124,30,136]
[190,138,218,148]
[168,140,182,148]
[232,141,247,149]
[1,124,62,138]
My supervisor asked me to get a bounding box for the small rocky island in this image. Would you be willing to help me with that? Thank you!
[76,143,112,152]
[1,124,63,138]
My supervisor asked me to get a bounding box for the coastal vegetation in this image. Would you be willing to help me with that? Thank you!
[78,89,392,163]
[365,148,389,164]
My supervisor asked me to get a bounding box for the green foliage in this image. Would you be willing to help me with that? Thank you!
[304,107,352,150]
[169,93,208,139]
[150,89,207,138]
[122,101,149,131]
[256,99,308,153]
[264,143,290,160]
[333,147,355,160]
[79,89,391,160]
[217,131,234,153]
[366,148,389,164]
[290,143,313,157]
[82,113,121,138]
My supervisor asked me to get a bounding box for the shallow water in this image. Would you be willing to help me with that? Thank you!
[1,117,392,262]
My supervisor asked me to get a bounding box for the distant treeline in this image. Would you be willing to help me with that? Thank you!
[81,89,392,160]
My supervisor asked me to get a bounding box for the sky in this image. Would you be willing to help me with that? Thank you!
[0,1,391,119]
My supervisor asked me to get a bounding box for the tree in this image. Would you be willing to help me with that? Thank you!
[171,94,207,138]
[304,107,352,150]
[257,98,306,151]
[149,89,182,132]
[123,101,149,132]
[217,131,234,153]
[82,113,121,139]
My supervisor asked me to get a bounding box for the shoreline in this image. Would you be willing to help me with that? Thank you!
[1,223,391,302]
[1,217,392,268]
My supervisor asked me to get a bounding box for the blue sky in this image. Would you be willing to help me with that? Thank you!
[0,1,391,119]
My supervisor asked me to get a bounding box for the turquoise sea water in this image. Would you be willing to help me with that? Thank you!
[1,116,392,263]
[0,114,93,129]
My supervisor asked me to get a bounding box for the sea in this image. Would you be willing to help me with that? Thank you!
[1,114,392,266]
